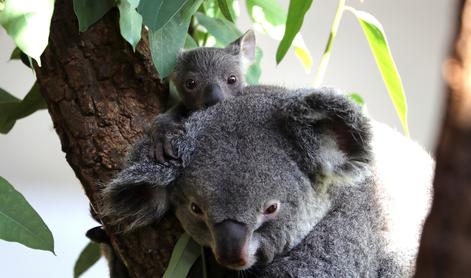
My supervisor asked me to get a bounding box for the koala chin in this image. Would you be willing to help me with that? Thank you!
[102,86,432,277]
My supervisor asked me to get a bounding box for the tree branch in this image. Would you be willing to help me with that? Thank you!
[34,0,183,276]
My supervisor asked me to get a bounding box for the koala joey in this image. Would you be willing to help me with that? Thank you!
[149,30,256,163]
[101,86,431,277]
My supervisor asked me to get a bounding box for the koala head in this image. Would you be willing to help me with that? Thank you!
[102,87,372,270]
[170,30,256,111]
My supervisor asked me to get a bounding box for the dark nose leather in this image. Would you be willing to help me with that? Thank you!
[213,219,249,267]
[204,84,224,107]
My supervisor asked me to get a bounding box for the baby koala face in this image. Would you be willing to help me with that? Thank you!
[171,30,255,111]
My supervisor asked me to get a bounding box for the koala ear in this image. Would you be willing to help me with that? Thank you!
[226,30,256,62]
[282,88,372,184]
[101,140,183,233]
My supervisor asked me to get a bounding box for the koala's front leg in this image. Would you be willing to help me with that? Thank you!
[148,104,187,163]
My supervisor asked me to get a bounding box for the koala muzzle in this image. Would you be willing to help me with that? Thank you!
[213,219,250,268]
[204,84,224,107]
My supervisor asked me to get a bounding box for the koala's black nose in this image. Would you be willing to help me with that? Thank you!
[204,84,224,107]
[213,219,249,268]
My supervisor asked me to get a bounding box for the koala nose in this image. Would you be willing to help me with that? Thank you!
[213,219,249,268]
[204,84,224,107]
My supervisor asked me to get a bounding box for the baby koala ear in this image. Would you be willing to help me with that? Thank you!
[226,29,256,62]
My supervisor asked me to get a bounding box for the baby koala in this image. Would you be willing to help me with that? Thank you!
[149,30,256,162]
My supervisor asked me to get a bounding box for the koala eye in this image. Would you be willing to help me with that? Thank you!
[190,202,203,215]
[185,79,197,90]
[227,75,237,85]
[263,201,280,215]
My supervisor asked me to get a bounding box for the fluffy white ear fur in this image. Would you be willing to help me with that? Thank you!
[371,120,434,266]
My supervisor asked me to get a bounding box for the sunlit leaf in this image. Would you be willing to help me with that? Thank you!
[276,0,314,67]
[0,0,55,64]
[74,241,101,278]
[245,47,262,84]
[217,0,236,22]
[346,7,409,135]
[0,83,47,134]
[195,12,241,45]
[246,0,313,72]
[0,176,54,253]
[184,34,199,49]
[118,0,143,50]
[163,233,201,278]
[73,0,115,32]
[149,0,203,77]
[246,0,284,25]
[348,93,365,106]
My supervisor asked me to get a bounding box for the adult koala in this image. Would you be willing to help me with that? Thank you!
[102,86,432,277]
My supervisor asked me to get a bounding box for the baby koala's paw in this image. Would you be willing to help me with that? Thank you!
[148,117,185,164]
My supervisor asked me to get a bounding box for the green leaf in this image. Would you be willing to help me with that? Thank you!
[163,233,201,278]
[217,0,236,22]
[184,34,199,49]
[118,0,143,50]
[195,12,241,45]
[0,83,47,134]
[246,0,313,72]
[0,0,55,64]
[0,88,19,103]
[276,0,314,66]
[246,0,285,25]
[0,176,54,253]
[348,93,365,106]
[74,241,102,278]
[138,0,199,31]
[149,0,203,77]
[346,7,409,135]
[73,0,116,32]
[245,47,263,85]
[9,47,21,60]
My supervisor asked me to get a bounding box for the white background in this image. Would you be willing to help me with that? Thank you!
[0,0,455,277]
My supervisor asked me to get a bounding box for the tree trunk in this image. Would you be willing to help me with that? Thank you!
[34,0,182,277]
[415,0,471,277]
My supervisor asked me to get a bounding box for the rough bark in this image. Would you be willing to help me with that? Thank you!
[415,0,471,277]
[34,0,182,277]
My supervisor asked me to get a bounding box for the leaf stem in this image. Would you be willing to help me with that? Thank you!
[313,0,346,86]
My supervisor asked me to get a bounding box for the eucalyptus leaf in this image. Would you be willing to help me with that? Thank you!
[246,0,312,72]
[184,34,199,49]
[348,93,365,106]
[0,83,47,134]
[118,0,143,50]
[138,0,199,31]
[0,87,19,102]
[217,0,236,22]
[276,0,314,66]
[9,47,21,60]
[0,176,54,253]
[346,7,409,135]
[195,12,241,45]
[74,241,102,278]
[163,233,201,278]
[245,47,263,85]
[246,0,284,25]
[0,0,55,64]
[149,0,203,77]
[73,0,116,32]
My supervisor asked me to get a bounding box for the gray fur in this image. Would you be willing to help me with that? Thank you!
[170,30,255,110]
[102,86,410,277]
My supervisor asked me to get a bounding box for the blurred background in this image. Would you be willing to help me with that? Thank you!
[0,0,455,277]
